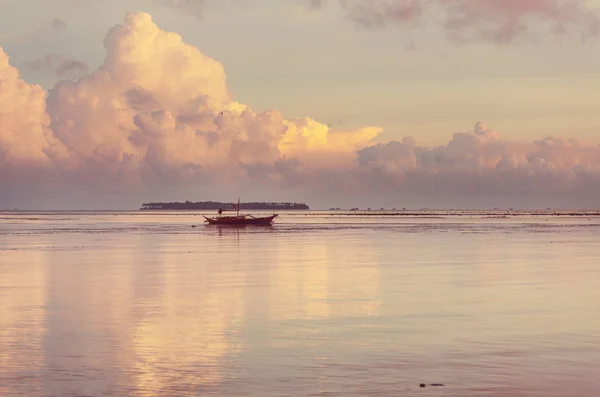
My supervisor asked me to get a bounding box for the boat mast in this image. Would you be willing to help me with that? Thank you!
[237,197,240,217]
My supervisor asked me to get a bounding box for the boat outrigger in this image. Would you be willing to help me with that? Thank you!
[203,198,278,225]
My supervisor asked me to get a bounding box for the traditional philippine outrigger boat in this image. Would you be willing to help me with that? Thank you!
[203,198,278,225]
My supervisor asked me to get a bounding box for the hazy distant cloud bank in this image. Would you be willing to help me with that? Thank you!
[356,122,600,199]
[1,12,600,209]
[309,0,600,43]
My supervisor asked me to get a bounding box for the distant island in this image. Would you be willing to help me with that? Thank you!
[140,201,310,210]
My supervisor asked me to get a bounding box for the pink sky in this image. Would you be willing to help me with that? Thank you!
[2,3,600,209]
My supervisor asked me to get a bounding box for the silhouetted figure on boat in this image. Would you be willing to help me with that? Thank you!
[203,198,278,225]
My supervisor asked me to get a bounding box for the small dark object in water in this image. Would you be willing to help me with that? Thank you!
[191,225,197,228]
[430,383,444,387]
[420,383,426,388]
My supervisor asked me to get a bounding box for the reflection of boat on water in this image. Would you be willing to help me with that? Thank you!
[203,198,278,225]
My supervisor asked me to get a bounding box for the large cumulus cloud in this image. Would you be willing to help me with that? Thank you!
[0,12,378,208]
[1,12,600,209]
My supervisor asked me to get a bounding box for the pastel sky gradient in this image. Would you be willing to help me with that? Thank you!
[2,0,600,209]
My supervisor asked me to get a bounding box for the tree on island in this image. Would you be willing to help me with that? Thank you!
[140,201,309,210]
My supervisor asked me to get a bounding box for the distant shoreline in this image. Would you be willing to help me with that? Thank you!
[140,201,310,210]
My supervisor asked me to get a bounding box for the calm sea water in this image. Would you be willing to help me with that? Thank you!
[1,211,600,397]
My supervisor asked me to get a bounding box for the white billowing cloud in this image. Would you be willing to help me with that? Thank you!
[45,11,373,180]
[2,11,600,209]
[0,48,67,168]
[103,12,231,108]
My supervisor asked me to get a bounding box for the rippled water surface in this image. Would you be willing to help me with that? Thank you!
[2,211,600,396]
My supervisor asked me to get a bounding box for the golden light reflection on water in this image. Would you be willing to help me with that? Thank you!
[326,239,381,318]
[270,239,331,320]
[130,235,244,396]
[267,234,382,321]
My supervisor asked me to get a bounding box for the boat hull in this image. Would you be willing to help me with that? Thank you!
[203,214,278,225]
